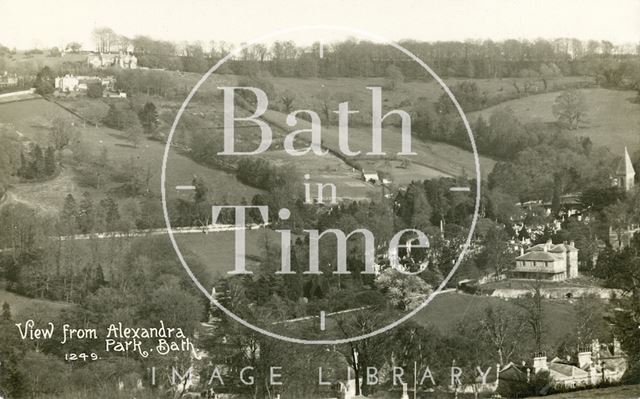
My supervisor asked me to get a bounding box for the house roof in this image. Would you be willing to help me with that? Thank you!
[497,363,528,382]
[515,251,556,262]
[548,362,589,379]
[529,243,578,253]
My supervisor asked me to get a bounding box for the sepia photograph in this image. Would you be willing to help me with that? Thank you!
[0,0,639,398]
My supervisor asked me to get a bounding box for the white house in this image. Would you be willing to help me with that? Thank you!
[55,74,80,92]
[512,240,578,281]
[87,52,138,69]
[362,170,379,184]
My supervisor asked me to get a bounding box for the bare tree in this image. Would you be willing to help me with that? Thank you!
[49,117,76,150]
[516,281,545,353]
[479,305,527,364]
[92,27,117,53]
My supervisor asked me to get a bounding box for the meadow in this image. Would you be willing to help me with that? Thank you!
[468,88,640,154]
[268,75,593,113]
[0,287,71,317]
[176,228,278,277]
[260,107,496,180]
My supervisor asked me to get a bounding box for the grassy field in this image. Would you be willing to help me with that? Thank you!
[177,228,277,277]
[261,108,496,180]
[3,52,88,71]
[0,287,71,317]
[5,168,95,215]
[468,88,640,154]
[257,150,378,201]
[414,292,577,350]
[0,98,261,210]
[144,72,504,180]
[532,384,640,398]
[268,75,593,114]
[480,276,606,291]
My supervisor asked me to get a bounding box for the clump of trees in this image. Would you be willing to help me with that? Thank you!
[102,101,161,144]
[552,89,588,129]
[138,101,159,137]
[49,117,77,151]
[33,66,55,96]
[236,158,294,191]
[102,103,143,146]
[17,144,56,180]
[436,81,488,114]
[86,81,103,98]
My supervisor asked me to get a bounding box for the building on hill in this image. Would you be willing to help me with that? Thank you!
[0,71,19,89]
[87,52,137,69]
[511,240,578,281]
[55,74,80,92]
[612,146,635,192]
[361,170,379,184]
[55,75,116,95]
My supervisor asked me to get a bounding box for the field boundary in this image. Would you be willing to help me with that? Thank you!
[45,97,101,127]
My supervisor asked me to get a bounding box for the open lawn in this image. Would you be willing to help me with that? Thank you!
[480,276,607,291]
[414,292,577,350]
[468,88,640,154]
[176,228,277,277]
[0,287,71,317]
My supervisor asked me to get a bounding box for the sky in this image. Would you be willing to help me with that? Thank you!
[0,0,639,50]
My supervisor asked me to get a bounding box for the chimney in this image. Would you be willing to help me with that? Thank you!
[613,338,621,355]
[520,247,525,256]
[570,241,575,248]
[533,356,548,373]
[578,351,592,369]
[591,339,600,359]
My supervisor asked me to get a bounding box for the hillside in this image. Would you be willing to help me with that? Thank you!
[0,97,261,210]
[260,107,496,181]
[269,75,593,112]
[468,88,640,154]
